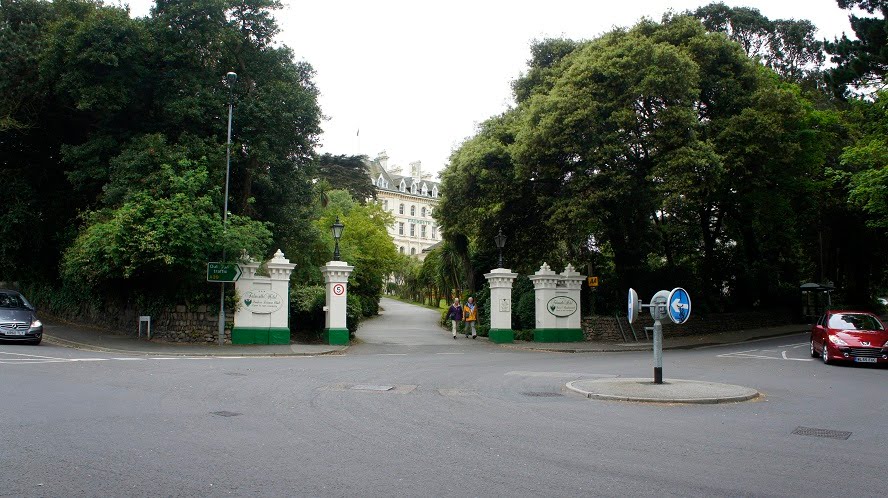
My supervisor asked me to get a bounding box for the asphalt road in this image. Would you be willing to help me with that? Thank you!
[1,299,885,497]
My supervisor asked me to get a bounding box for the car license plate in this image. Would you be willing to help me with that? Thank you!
[854,357,877,363]
[4,330,26,336]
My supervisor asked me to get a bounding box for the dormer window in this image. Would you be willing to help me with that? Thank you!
[432,186,438,198]
[421,183,428,196]
[411,182,418,194]
[399,180,406,192]
[376,175,386,188]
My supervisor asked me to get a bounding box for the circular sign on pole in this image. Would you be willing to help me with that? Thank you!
[333,283,345,296]
[649,290,670,320]
[667,287,691,324]
[627,288,640,324]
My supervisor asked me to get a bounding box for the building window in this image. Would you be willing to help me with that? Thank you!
[410,205,415,216]
[432,226,437,240]
[399,203,404,214]
[399,246,404,254]
[410,224,415,237]
[411,247,416,255]
[399,222,404,235]
[432,186,438,198]
[421,207,426,217]
[383,200,388,211]
[411,183,417,194]
[421,225,426,238]
[399,180,406,192]
[422,184,428,196]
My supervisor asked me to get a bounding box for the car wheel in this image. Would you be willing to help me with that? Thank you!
[822,339,830,364]
[810,339,819,358]
[30,337,41,346]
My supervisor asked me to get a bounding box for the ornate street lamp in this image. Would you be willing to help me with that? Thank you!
[494,229,506,268]
[332,216,345,261]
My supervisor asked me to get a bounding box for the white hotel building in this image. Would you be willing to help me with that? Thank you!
[366,152,440,260]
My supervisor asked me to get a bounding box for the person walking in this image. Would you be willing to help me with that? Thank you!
[463,296,478,339]
[447,298,463,339]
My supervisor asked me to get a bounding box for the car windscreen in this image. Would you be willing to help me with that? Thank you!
[0,292,28,309]
[828,313,884,331]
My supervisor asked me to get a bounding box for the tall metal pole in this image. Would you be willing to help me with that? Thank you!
[219,73,236,346]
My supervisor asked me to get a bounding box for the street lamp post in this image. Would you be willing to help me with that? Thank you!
[332,216,344,261]
[218,71,237,346]
[494,229,506,268]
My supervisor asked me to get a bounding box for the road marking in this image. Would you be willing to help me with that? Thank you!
[68,358,109,362]
[717,348,812,362]
[782,351,813,361]
[436,352,465,355]
[0,351,66,360]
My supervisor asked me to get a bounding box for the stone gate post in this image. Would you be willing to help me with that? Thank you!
[232,249,296,345]
[484,268,518,343]
[321,260,354,345]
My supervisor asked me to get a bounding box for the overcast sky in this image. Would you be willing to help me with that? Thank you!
[124,0,855,178]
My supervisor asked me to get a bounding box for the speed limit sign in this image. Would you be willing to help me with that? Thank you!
[333,283,345,296]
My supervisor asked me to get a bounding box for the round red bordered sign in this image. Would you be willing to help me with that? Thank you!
[333,283,345,296]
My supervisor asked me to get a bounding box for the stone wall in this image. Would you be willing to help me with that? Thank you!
[582,309,797,343]
[146,305,233,343]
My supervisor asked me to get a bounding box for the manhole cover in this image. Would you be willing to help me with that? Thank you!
[211,411,242,417]
[350,385,394,391]
[792,426,851,440]
[521,392,564,397]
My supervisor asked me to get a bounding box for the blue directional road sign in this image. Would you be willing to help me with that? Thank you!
[667,287,691,324]
[627,288,640,324]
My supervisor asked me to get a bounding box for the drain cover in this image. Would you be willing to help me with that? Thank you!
[350,385,394,391]
[212,411,242,417]
[792,426,851,440]
[521,392,564,397]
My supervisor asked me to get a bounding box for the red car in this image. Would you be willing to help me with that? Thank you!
[810,311,888,365]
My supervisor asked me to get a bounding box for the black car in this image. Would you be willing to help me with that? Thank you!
[0,289,43,345]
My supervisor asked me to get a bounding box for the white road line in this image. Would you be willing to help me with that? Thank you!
[0,351,67,360]
[68,358,109,362]
[113,358,146,361]
[778,342,808,347]
[781,351,813,361]
[436,352,465,355]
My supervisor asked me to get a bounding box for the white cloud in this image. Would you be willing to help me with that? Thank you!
[124,0,852,177]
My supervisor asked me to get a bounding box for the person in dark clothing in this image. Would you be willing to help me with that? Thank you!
[447,298,463,339]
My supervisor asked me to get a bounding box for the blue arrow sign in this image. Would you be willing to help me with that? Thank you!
[627,288,639,324]
[667,287,691,324]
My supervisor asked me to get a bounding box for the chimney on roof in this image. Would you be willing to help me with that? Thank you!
[376,151,389,171]
[410,160,422,179]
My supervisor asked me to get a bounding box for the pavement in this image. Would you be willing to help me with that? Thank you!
[42,314,807,358]
[41,320,346,357]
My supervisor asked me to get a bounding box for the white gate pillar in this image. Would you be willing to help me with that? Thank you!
[232,249,295,344]
[321,260,354,345]
[484,268,518,343]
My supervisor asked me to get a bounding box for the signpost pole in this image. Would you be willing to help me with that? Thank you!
[653,319,663,384]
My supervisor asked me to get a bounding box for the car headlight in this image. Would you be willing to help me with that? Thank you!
[883,340,888,348]
[828,336,848,346]
[30,319,42,329]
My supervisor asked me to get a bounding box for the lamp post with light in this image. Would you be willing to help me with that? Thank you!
[321,216,353,345]
[217,71,237,346]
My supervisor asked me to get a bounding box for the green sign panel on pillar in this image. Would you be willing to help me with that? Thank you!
[207,262,242,282]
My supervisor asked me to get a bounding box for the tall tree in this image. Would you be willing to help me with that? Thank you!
[826,0,888,95]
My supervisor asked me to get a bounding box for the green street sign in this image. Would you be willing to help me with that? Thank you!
[207,262,242,282]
